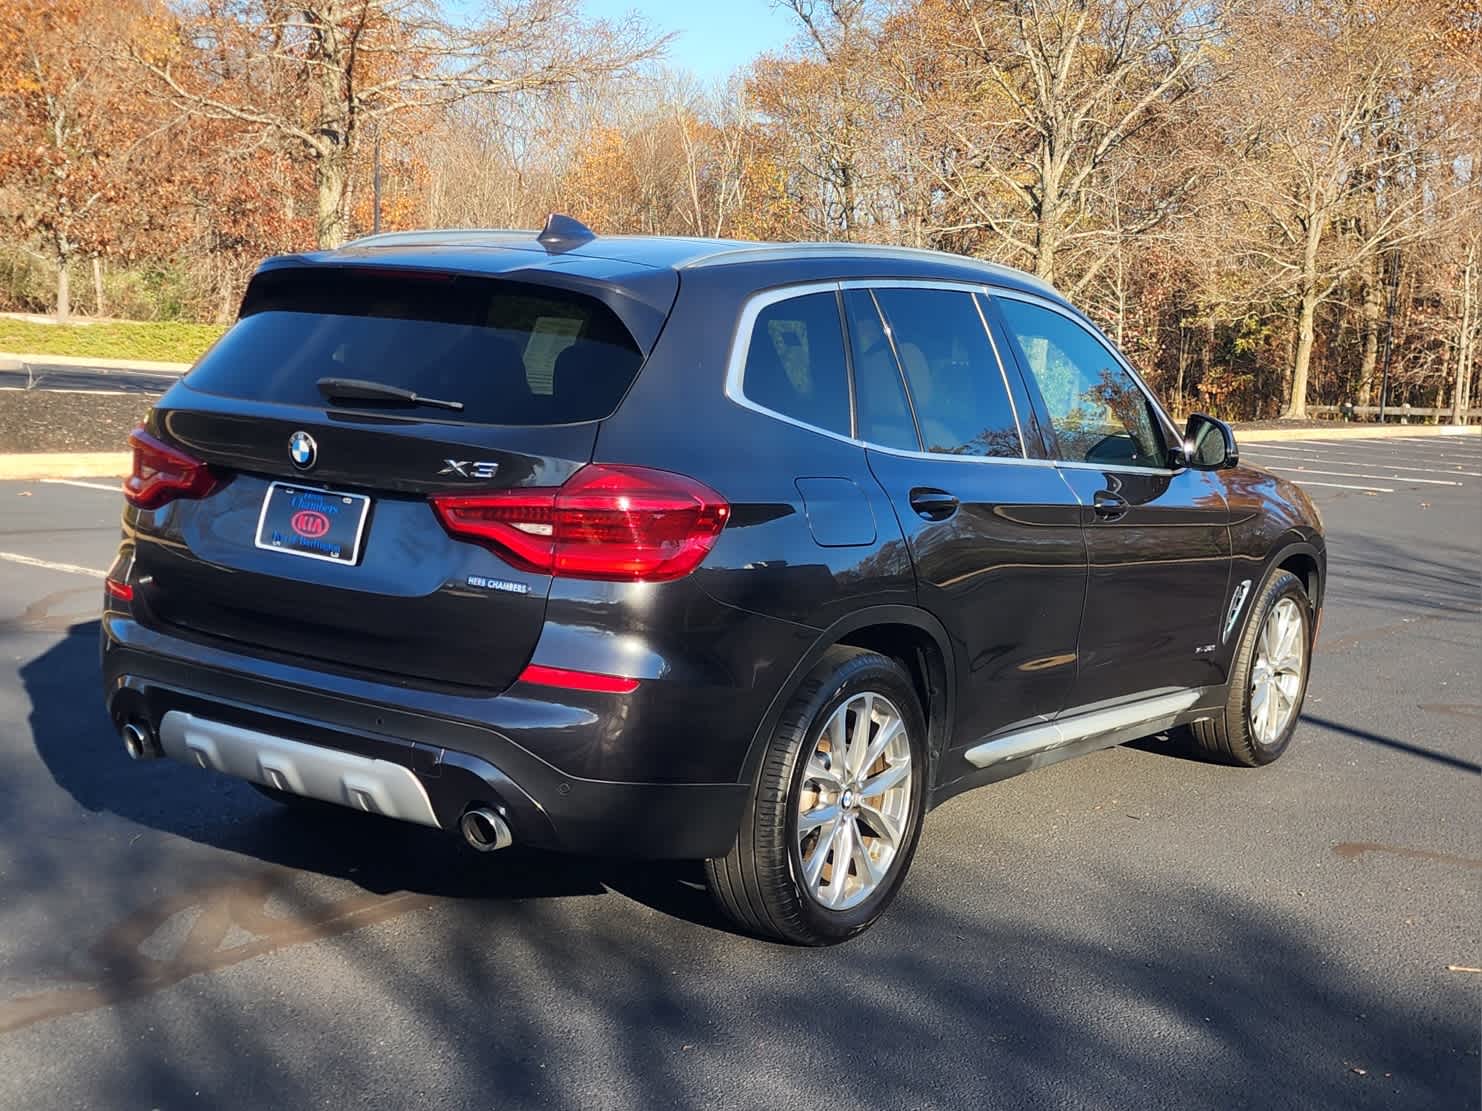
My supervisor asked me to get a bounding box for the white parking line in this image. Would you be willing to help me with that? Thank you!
[1287,479,1395,492]
[1381,438,1482,450]
[1260,465,1463,487]
[1249,439,1459,455]
[1377,441,1482,459]
[1245,451,1482,477]
[1245,443,1463,464]
[40,478,121,493]
[1282,439,1481,458]
[0,551,107,578]
[1361,439,1482,455]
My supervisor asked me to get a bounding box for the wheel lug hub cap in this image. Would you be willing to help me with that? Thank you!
[840,788,856,811]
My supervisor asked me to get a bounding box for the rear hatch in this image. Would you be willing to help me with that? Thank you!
[128,264,666,692]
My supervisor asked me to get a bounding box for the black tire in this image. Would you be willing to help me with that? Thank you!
[705,646,928,945]
[1191,569,1312,767]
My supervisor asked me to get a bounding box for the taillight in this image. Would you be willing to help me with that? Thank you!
[123,428,219,509]
[104,578,134,602]
[431,464,730,582]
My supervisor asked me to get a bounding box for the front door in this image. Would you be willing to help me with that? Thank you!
[991,294,1232,709]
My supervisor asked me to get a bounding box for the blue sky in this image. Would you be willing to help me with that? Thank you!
[582,1,800,81]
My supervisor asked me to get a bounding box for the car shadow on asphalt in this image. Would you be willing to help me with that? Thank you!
[10,625,1479,1108]
[20,620,735,936]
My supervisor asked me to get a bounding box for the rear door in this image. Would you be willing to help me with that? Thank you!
[846,284,1088,755]
[990,293,1232,708]
[130,266,657,692]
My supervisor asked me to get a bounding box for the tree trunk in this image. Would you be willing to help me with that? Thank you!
[1454,242,1477,426]
[55,256,71,323]
[1283,217,1326,420]
[315,143,349,249]
[1034,186,1058,285]
[217,265,237,324]
[1285,289,1317,420]
[92,256,106,318]
[1356,256,1380,406]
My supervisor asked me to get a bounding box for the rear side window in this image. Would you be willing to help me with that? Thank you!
[186,269,644,425]
[741,292,851,437]
[871,288,1022,457]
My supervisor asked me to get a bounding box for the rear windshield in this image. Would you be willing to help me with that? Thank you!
[185,268,645,425]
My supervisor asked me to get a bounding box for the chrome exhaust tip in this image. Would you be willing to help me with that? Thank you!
[121,720,160,761]
[460,807,513,852]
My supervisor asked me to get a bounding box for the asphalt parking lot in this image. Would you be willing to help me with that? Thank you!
[0,435,1476,1110]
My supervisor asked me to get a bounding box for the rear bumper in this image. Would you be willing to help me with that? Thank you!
[101,615,750,859]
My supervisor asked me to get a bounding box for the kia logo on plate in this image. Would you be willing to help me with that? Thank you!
[288,430,317,470]
[290,510,331,539]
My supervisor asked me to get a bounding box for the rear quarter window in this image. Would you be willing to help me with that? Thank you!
[740,291,852,438]
[185,269,644,425]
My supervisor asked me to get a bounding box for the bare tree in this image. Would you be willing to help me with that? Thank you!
[893,0,1224,288]
[1211,0,1463,417]
[131,0,665,247]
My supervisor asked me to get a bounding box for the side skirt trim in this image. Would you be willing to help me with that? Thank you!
[964,688,1205,769]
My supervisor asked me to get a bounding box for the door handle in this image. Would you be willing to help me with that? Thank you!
[1092,491,1128,519]
[909,488,960,521]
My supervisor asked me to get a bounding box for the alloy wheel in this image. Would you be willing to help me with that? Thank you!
[1249,597,1306,745]
[795,692,914,911]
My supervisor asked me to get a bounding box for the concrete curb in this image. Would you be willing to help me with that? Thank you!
[0,453,130,481]
[1237,424,1480,443]
[0,351,190,374]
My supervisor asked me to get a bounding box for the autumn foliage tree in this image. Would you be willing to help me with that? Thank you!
[130,0,664,248]
[0,0,1475,420]
[0,0,168,319]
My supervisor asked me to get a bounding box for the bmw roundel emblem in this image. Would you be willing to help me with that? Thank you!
[288,431,317,470]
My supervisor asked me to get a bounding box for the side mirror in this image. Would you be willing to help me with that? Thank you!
[1184,413,1238,470]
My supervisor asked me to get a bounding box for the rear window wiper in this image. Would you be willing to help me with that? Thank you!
[316,377,464,412]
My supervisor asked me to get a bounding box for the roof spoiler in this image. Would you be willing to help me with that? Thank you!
[537,213,596,253]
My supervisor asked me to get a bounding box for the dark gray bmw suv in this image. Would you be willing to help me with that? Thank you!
[102,216,1325,944]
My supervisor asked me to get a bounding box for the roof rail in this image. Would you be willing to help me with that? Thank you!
[345,227,536,248]
[537,213,596,253]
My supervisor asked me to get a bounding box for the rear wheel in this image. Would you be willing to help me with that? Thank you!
[1191,569,1312,766]
[706,647,928,945]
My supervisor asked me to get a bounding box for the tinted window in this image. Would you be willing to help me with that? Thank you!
[187,269,643,425]
[743,292,851,437]
[843,290,919,452]
[995,298,1166,467]
[872,288,1021,457]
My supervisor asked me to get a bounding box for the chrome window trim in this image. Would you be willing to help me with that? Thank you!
[839,278,990,294]
[989,287,1187,473]
[1054,459,1177,477]
[722,281,855,445]
[727,279,1033,464]
[723,279,1183,478]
